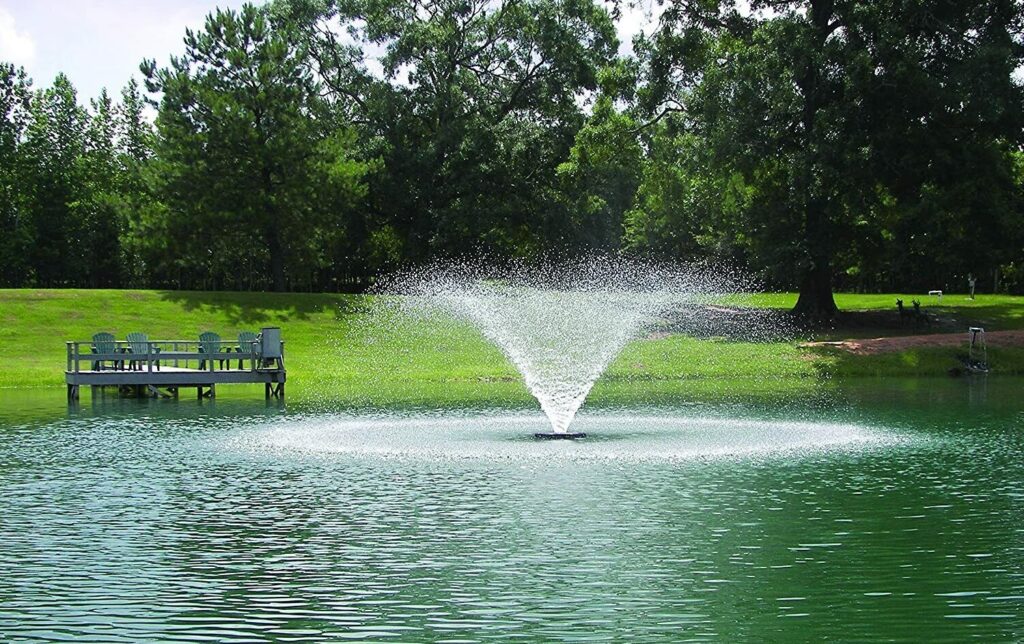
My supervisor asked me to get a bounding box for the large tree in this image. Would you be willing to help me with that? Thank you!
[143,4,369,291]
[20,73,89,286]
[115,77,156,286]
[279,0,619,266]
[76,89,126,286]
[558,90,644,251]
[638,0,1024,320]
[0,64,33,286]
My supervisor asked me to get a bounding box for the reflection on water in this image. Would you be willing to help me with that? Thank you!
[1,379,1023,641]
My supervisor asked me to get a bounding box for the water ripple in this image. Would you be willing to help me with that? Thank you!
[0,404,1021,641]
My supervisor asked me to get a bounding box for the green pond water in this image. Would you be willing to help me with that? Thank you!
[1,378,1022,641]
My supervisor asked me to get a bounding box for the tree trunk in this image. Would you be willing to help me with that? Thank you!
[793,256,839,323]
[793,192,839,323]
[261,162,286,292]
[791,0,839,325]
[267,227,286,292]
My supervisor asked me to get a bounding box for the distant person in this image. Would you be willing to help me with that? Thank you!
[968,273,977,300]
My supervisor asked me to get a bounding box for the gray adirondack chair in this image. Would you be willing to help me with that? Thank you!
[91,332,121,371]
[125,332,160,371]
[235,331,258,369]
[198,331,227,370]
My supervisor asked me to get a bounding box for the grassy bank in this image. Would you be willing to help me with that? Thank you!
[1,289,1022,405]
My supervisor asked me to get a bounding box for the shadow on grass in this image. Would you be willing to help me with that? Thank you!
[156,290,372,326]
[806,343,1024,378]
[808,301,1024,340]
[937,304,1024,330]
[659,306,799,342]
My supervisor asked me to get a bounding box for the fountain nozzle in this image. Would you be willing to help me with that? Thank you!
[534,432,587,440]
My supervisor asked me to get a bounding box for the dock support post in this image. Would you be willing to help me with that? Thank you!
[67,384,79,402]
[265,382,285,400]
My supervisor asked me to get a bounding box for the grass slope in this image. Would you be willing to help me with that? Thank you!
[1,289,1022,405]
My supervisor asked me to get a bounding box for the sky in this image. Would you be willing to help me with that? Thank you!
[0,0,252,99]
[0,0,657,102]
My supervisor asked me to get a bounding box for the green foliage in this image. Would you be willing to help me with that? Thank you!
[0,68,160,288]
[142,4,372,291]
[631,0,1024,317]
[0,64,33,286]
[0,0,1023,301]
[624,125,753,262]
[115,78,155,287]
[281,0,619,265]
[558,94,642,249]
[21,74,90,285]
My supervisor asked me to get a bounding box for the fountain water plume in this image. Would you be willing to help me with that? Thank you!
[376,256,763,435]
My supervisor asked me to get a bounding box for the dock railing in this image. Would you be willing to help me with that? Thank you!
[65,339,285,374]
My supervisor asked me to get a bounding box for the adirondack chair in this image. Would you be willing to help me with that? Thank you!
[198,331,228,370]
[90,332,122,371]
[125,332,160,371]
[235,331,258,369]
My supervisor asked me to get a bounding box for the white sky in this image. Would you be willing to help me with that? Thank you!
[0,0,263,99]
[0,0,658,101]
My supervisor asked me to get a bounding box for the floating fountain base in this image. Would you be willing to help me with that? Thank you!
[534,432,587,440]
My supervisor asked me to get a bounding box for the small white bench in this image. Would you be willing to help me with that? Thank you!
[928,290,942,301]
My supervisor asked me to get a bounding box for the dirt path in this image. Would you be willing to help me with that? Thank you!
[801,330,1024,355]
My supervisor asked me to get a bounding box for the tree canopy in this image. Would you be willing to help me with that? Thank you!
[0,0,1021,314]
[632,0,1024,319]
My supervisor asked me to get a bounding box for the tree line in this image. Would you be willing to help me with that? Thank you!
[1,0,1023,318]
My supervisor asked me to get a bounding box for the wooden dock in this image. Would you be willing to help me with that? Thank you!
[65,334,286,401]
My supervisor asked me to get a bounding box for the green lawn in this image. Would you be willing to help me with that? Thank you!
[2,289,1022,406]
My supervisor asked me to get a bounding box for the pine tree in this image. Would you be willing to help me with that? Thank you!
[0,63,33,286]
[22,73,88,286]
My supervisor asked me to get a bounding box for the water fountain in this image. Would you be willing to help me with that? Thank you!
[377,256,768,438]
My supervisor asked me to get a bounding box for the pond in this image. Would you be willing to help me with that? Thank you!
[1,378,1022,641]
